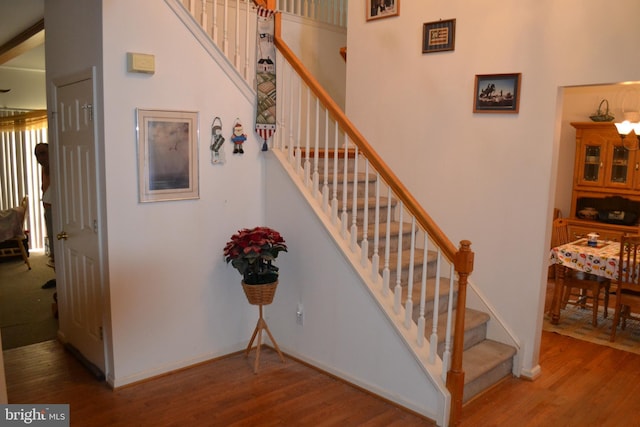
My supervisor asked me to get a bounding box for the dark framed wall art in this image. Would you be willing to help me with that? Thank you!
[366,0,400,21]
[422,19,456,53]
[136,109,200,202]
[473,73,522,114]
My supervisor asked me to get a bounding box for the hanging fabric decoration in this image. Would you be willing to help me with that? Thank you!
[255,6,276,151]
[210,116,226,164]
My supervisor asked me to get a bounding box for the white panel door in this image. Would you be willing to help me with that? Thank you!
[54,74,104,375]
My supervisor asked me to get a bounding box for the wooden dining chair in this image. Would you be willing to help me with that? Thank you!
[610,234,640,342]
[552,218,610,326]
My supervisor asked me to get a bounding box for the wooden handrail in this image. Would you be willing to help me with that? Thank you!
[273,13,458,261]
[272,11,472,425]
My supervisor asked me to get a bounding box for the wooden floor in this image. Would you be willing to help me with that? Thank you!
[5,330,640,426]
[4,342,433,426]
[5,280,640,426]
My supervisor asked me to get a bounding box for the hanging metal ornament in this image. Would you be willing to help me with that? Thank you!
[210,116,225,164]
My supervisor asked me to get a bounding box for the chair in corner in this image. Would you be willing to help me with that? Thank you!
[552,218,610,326]
[0,196,31,270]
[610,234,640,342]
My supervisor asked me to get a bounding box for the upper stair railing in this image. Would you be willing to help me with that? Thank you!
[174,1,472,424]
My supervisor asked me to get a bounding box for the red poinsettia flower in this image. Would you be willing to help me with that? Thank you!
[224,226,287,284]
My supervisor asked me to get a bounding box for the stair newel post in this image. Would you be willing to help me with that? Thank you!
[447,240,474,427]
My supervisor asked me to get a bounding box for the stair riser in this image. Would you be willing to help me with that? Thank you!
[363,231,416,255]
[436,322,487,357]
[339,205,397,228]
[463,358,513,403]
[410,291,457,319]
[319,177,378,200]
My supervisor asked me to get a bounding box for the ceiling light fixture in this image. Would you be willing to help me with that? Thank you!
[615,117,640,151]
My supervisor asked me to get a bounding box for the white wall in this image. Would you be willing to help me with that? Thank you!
[0,68,45,110]
[345,0,640,374]
[46,0,265,386]
[280,14,347,109]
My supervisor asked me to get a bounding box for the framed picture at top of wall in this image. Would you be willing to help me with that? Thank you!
[136,109,200,202]
[473,73,522,114]
[366,0,400,21]
[422,19,456,53]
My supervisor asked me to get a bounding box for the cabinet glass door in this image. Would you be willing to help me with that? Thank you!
[609,145,630,184]
[582,145,601,183]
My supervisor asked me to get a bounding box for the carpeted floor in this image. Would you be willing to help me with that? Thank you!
[543,304,640,355]
[0,252,58,349]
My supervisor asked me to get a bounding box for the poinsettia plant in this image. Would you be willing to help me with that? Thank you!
[223,226,287,285]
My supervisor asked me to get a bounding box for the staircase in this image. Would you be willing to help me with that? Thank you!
[318,154,516,403]
[170,0,519,423]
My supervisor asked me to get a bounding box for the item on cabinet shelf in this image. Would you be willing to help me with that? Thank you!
[578,207,599,220]
[598,210,638,226]
[589,99,615,122]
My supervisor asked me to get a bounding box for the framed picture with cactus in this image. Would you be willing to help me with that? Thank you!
[366,0,399,21]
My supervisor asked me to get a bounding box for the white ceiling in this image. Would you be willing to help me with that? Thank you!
[0,0,45,110]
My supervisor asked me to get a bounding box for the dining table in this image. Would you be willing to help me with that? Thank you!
[549,238,621,325]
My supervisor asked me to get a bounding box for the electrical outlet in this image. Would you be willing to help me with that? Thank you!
[296,303,303,325]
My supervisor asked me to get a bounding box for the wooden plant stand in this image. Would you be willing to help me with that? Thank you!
[245,304,285,373]
[242,280,285,373]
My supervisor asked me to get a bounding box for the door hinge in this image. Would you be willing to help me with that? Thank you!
[99,326,103,340]
[81,103,93,121]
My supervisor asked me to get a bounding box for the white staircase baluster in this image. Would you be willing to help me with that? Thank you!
[429,250,443,363]
[304,88,311,187]
[322,109,330,212]
[404,217,416,329]
[340,137,349,239]
[441,265,455,382]
[207,0,215,44]
[371,172,380,282]
[382,186,391,296]
[417,233,428,348]
[295,77,302,174]
[350,147,359,252]
[244,0,250,80]
[360,160,370,266]
[331,123,339,224]
[234,0,240,68]
[222,0,229,55]
[393,203,403,314]
[312,98,320,198]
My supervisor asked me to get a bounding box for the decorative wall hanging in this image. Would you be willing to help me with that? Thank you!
[231,118,247,154]
[255,6,276,151]
[422,19,456,53]
[136,109,199,202]
[366,0,400,21]
[473,73,522,114]
[210,116,226,164]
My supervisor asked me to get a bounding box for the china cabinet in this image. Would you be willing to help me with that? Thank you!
[566,122,640,241]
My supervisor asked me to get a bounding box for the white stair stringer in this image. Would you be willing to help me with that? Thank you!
[270,148,452,426]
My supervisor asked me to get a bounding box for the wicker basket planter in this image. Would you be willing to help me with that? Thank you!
[241,280,278,305]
